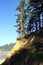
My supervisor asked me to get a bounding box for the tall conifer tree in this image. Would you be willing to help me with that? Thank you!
[16,0,28,35]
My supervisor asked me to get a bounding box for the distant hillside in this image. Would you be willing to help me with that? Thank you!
[0,43,15,51]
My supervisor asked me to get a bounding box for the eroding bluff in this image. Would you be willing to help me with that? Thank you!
[1,34,43,65]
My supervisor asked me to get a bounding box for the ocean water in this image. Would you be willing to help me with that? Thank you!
[0,51,9,64]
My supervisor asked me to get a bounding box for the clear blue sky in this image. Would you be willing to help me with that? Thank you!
[0,0,20,46]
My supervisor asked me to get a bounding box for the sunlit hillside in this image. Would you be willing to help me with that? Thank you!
[1,33,43,65]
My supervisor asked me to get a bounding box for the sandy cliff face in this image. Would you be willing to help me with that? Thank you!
[1,34,43,65]
[6,35,35,59]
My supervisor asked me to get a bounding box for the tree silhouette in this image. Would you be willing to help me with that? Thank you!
[27,0,43,33]
[16,0,28,35]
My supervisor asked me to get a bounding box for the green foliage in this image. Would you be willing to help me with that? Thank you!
[27,0,43,34]
[15,0,30,35]
[15,0,43,35]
